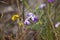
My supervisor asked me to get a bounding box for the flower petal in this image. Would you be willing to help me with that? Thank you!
[27,12,35,17]
[33,17,38,22]
[39,3,46,9]
[31,16,38,22]
[48,0,54,3]
[55,22,60,28]
[24,20,30,25]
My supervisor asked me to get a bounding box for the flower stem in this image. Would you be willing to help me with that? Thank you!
[47,2,58,40]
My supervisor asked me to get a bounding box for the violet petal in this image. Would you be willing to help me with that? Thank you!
[24,20,30,25]
[48,0,54,2]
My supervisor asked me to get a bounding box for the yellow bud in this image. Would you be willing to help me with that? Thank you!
[11,14,20,21]
[18,22,24,26]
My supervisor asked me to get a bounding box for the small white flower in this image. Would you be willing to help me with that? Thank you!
[26,12,35,17]
[55,22,60,28]
[39,3,46,9]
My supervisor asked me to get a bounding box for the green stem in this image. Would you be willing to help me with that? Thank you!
[47,3,58,40]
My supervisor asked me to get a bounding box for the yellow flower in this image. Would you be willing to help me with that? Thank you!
[18,22,24,26]
[11,14,20,21]
[17,19,24,26]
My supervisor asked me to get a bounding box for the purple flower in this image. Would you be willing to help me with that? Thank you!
[24,12,38,25]
[27,13,38,22]
[48,0,54,3]
[24,16,31,25]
